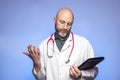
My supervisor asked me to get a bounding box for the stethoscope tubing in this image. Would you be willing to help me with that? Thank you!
[47,32,74,63]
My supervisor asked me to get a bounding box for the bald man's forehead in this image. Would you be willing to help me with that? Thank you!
[56,8,74,18]
[56,9,74,22]
[58,12,73,20]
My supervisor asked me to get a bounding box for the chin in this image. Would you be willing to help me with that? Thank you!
[58,32,67,37]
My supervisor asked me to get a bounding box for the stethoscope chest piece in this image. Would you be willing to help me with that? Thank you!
[65,58,70,64]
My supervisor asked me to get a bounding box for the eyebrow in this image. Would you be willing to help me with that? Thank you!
[58,19,73,26]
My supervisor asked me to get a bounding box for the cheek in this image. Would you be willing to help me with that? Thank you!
[56,25,62,30]
[67,26,72,31]
[55,25,61,32]
[68,26,71,30]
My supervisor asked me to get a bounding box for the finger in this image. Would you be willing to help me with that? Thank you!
[23,52,29,56]
[69,68,73,77]
[70,66,76,77]
[28,45,34,54]
[37,48,40,56]
[72,65,80,74]
[23,52,31,58]
[30,45,34,54]
[71,66,80,78]
[33,46,37,54]
[72,65,81,78]
[27,45,32,53]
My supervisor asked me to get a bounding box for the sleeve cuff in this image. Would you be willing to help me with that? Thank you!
[33,68,45,80]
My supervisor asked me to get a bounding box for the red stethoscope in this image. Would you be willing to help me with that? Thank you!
[47,32,74,64]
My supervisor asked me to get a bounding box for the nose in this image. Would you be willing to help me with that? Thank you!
[63,23,67,29]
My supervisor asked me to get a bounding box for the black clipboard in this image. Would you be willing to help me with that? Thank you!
[78,57,104,70]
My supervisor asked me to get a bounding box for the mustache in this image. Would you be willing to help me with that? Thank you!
[60,29,67,32]
[55,24,71,33]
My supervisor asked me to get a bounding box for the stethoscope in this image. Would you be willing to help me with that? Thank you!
[47,32,74,64]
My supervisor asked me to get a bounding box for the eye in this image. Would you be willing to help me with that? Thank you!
[67,22,72,26]
[59,20,65,24]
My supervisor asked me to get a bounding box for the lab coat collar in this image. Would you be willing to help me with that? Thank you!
[50,32,73,54]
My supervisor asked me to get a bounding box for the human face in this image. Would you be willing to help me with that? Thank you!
[54,12,73,37]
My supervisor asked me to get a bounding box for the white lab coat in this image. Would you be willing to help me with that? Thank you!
[33,33,98,80]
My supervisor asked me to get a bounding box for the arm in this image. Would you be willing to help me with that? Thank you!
[23,44,45,80]
[80,66,98,80]
[69,39,98,80]
[79,40,98,80]
[69,65,98,80]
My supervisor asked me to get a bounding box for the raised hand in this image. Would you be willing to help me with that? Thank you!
[23,44,41,73]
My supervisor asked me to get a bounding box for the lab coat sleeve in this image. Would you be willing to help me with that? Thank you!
[80,67,98,80]
[33,68,45,80]
[79,40,98,80]
[32,42,46,80]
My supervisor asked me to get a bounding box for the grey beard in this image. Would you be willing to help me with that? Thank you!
[58,32,67,37]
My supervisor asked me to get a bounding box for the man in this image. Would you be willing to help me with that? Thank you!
[23,8,98,80]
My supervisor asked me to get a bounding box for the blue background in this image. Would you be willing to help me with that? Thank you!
[0,0,120,80]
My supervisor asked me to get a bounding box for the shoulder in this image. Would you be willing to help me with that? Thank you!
[73,33,92,48]
[73,33,89,42]
[40,37,50,45]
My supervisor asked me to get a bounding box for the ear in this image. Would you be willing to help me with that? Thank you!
[54,17,57,23]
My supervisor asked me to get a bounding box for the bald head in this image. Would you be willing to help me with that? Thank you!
[54,8,74,38]
[56,8,74,21]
